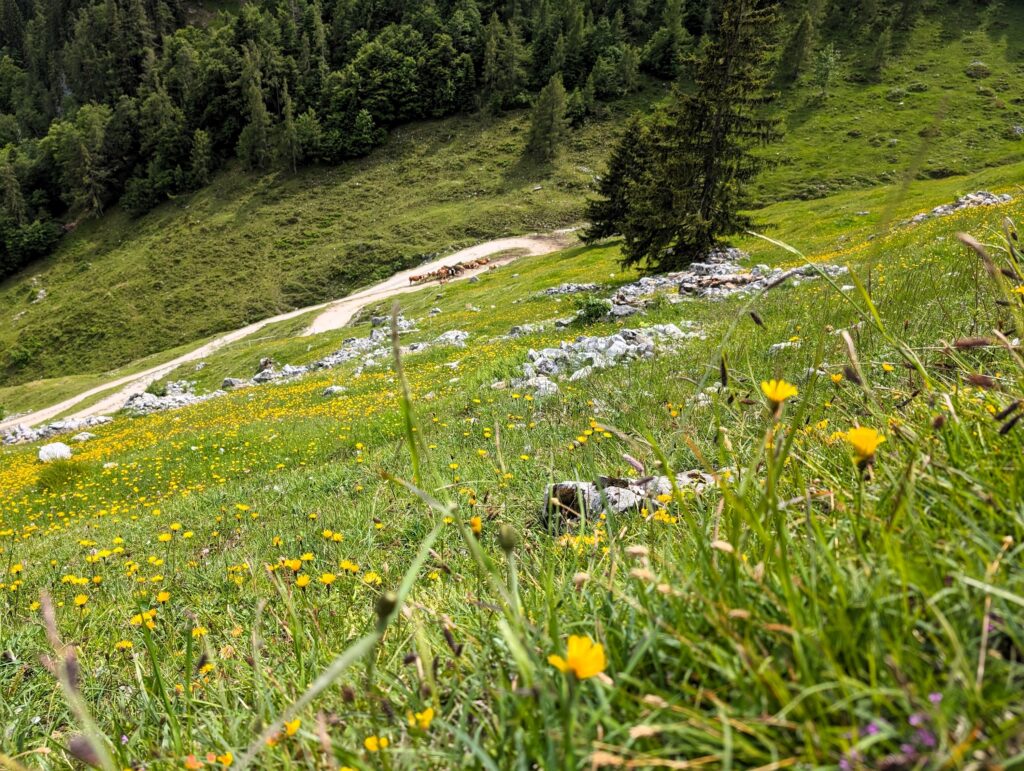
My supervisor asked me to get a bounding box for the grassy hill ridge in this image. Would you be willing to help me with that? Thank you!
[0,165,1021,766]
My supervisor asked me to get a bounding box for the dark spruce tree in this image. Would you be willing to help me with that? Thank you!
[586,0,780,273]
[525,72,568,163]
[777,10,814,83]
[584,115,651,241]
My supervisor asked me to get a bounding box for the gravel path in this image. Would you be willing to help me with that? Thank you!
[0,231,576,432]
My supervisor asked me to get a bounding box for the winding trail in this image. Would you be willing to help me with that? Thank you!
[0,231,576,433]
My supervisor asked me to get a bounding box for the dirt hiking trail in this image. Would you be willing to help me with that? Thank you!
[0,231,576,433]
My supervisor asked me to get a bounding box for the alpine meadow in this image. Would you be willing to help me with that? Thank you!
[1,0,1024,769]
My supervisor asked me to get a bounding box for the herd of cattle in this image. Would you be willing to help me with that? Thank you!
[408,256,491,285]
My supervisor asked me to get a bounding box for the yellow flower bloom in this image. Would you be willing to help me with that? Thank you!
[284,719,301,737]
[830,373,843,384]
[114,640,133,651]
[192,626,208,639]
[548,634,606,679]
[216,752,233,767]
[364,736,389,752]
[761,379,798,407]
[295,575,311,588]
[157,590,171,603]
[407,707,434,731]
[469,516,482,535]
[845,426,885,464]
[319,572,337,586]
[74,593,89,607]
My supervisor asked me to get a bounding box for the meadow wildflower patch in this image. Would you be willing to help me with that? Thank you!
[0,198,1023,767]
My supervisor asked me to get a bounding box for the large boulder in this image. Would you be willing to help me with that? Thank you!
[541,471,716,532]
[435,330,470,348]
[39,442,72,463]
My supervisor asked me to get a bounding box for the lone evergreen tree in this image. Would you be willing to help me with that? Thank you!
[0,152,26,227]
[481,14,527,112]
[865,22,891,82]
[642,0,691,79]
[525,72,567,163]
[586,0,780,272]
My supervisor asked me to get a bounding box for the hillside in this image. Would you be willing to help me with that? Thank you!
[1,2,1024,768]
[2,1,1024,397]
[1,167,1022,767]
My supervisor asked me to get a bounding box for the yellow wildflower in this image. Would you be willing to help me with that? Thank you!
[548,634,606,680]
[408,707,435,731]
[761,379,798,408]
[364,736,389,752]
[845,426,885,465]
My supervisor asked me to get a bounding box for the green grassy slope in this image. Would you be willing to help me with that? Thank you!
[0,176,1021,767]
[0,102,634,389]
[755,1,1024,200]
[135,159,1024,398]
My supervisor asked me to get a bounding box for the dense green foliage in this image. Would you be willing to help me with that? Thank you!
[525,73,569,161]
[0,0,708,282]
[0,0,1005,282]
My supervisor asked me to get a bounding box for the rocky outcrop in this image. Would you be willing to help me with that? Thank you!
[510,324,700,392]
[904,191,1011,226]
[435,330,469,348]
[539,249,847,325]
[507,323,545,338]
[2,415,113,446]
[124,381,225,414]
[541,282,602,296]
